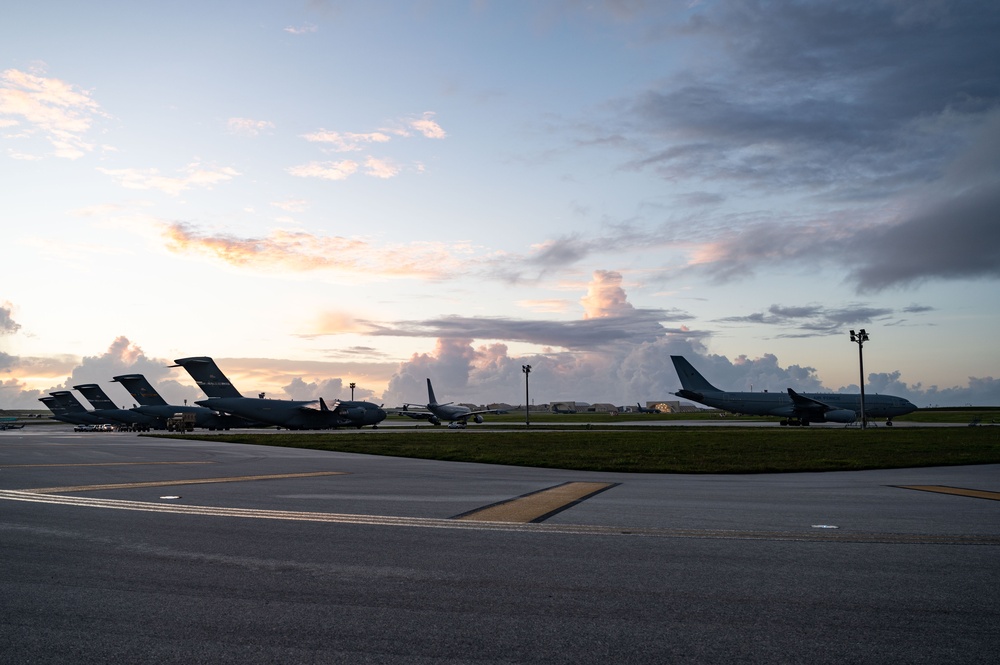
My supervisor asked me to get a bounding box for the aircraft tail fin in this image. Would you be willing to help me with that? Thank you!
[670,356,723,393]
[39,396,68,416]
[426,378,438,406]
[171,357,243,398]
[112,374,168,406]
[49,391,90,413]
[74,383,119,410]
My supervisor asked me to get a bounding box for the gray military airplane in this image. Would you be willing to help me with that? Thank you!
[635,402,660,414]
[395,378,499,427]
[111,373,256,430]
[38,396,78,424]
[671,355,917,426]
[46,391,118,425]
[74,383,163,431]
[171,356,386,430]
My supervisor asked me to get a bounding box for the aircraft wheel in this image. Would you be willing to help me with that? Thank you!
[886,421,894,426]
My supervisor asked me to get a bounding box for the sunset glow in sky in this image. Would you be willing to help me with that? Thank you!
[2,1,999,410]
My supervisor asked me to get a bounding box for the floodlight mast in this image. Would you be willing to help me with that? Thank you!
[522,365,532,427]
[349,382,356,400]
[849,329,870,429]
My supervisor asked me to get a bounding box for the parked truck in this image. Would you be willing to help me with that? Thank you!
[166,412,197,432]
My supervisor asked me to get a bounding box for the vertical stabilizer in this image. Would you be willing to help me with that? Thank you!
[171,357,243,398]
[426,378,438,406]
[39,396,68,416]
[74,384,119,410]
[112,374,169,406]
[50,391,90,413]
[670,356,723,393]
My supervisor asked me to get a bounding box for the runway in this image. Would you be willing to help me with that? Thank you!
[2,426,998,663]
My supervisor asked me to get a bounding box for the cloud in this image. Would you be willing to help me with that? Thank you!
[0,302,20,335]
[287,160,359,180]
[300,130,392,152]
[407,112,446,139]
[292,114,445,180]
[98,162,240,196]
[715,302,911,337]
[158,221,479,280]
[284,23,318,35]
[848,182,1000,291]
[0,68,107,159]
[623,2,1000,195]
[364,156,401,179]
[226,117,275,136]
[367,271,689,351]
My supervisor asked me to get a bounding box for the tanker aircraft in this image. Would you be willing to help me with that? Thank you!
[111,374,257,430]
[172,356,386,429]
[394,378,499,427]
[671,355,917,426]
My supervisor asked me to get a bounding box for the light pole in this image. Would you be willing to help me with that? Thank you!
[849,329,869,429]
[522,365,531,427]
[349,382,356,400]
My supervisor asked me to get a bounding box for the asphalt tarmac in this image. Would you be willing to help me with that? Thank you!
[2,426,998,663]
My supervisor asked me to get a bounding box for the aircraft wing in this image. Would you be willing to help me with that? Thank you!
[786,389,833,414]
[388,407,435,420]
[464,408,502,416]
[786,389,857,423]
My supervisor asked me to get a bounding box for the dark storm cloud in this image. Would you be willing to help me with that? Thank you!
[848,183,1000,290]
[626,1,1000,196]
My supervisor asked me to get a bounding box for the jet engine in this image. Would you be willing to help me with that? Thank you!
[822,409,857,424]
[428,416,441,426]
[474,414,484,424]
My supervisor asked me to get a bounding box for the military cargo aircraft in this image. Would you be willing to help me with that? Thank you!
[111,374,256,430]
[46,391,118,426]
[394,378,499,427]
[171,356,386,429]
[73,383,163,431]
[671,355,917,426]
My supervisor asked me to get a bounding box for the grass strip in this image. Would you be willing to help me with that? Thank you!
[151,426,1000,474]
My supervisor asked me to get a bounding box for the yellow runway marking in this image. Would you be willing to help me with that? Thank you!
[1,489,997,544]
[454,481,617,523]
[0,461,213,469]
[896,485,1000,501]
[24,471,346,494]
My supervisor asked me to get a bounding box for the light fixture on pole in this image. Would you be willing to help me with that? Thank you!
[522,365,532,427]
[849,329,869,429]
[349,382,356,400]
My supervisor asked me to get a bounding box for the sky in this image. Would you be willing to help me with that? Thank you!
[2,0,999,411]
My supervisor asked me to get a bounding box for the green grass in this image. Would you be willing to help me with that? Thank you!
[151,425,1000,474]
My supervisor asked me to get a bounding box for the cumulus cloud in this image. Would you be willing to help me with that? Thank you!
[0,68,107,159]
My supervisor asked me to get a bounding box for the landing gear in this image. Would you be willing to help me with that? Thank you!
[780,418,810,427]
